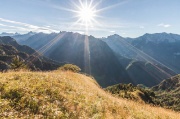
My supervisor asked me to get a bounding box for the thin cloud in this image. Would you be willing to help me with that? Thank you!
[109,31,115,33]
[73,31,85,34]
[0,23,29,31]
[0,18,59,33]
[0,23,6,27]
[157,23,171,28]
[139,26,144,29]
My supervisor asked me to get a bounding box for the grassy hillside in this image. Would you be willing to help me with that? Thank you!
[152,75,180,111]
[0,71,179,118]
[105,83,155,104]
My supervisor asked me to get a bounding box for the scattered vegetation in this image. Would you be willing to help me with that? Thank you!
[153,92,180,111]
[0,71,179,118]
[105,83,155,104]
[152,75,180,111]
[58,64,81,73]
[106,79,180,112]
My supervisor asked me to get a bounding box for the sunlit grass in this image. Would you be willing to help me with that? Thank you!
[0,71,179,118]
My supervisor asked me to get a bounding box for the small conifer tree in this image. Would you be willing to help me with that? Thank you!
[10,56,28,70]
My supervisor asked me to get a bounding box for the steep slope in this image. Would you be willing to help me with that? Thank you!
[0,36,59,71]
[103,34,136,59]
[132,33,180,73]
[152,75,180,111]
[0,71,179,118]
[126,61,176,87]
[0,36,35,54]
[152,75,180,91]
[17,32,131,87]
[103,33,178,86]
[19,32,57,49]
[103,33,180,73]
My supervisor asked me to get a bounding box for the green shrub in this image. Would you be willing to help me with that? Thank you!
[58,64,81,73]
[10,56,28,70]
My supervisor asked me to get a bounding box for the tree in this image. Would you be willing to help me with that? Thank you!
[58,64,81,73]
[10,56,28,70]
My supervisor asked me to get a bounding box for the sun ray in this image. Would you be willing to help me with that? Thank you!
[70,0,83,10]
[96,1,128,13]
[89,0,94,8]
[52,5,79,13]
[91,0,102,10]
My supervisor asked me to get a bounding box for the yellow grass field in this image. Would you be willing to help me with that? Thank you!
[0,71,179,119]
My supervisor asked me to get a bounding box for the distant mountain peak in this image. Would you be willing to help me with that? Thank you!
[27,31,36,34]
[107,34,124,40]
[139,32,180,43]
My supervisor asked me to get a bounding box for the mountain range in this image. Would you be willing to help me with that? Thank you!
[1,32,180,87]
[14,32,132,87]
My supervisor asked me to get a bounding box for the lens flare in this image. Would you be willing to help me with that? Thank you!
[78,5,96,24]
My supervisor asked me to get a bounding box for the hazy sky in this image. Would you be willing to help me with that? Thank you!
[0,0,180,38]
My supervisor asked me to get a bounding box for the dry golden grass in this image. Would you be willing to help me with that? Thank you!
[0,71,179,119]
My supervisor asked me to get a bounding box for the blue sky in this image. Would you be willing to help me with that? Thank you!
[0,0,180,38]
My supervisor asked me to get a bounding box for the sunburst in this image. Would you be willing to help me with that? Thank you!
[76,1,97,28]
[54,0,124,33]
[70,0,99,33]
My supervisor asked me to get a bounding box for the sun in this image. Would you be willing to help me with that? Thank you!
[57,0,123,33]
[59,0,101,32]
[74,0,97,28]
[78,6,96,23]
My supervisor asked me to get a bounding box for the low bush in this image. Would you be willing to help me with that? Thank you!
[58,64,81,73]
